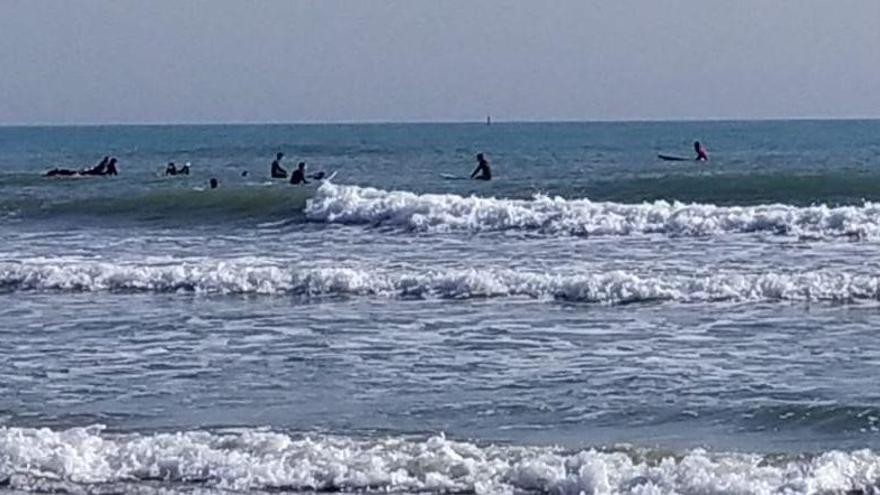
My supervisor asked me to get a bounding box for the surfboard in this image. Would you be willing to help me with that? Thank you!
[657,154,690,162]
[440,173,467,181]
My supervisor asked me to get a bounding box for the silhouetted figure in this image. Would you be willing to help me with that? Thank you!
[470,153,492,181]
[81,156,110,176]
[209,178,219,189]
[241,170,249,177]
[105,158,118,176]
[165,162,178,176]
[178,163,190,175]
[270,152,287,179]
[290,162,309,185]
[694,141,708,161]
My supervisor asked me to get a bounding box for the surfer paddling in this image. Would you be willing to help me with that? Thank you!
[44,156,119,177]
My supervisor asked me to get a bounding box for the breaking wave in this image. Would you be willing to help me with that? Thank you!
[306,183,880,238]
[1,426,879,494]
[2,259,880,304]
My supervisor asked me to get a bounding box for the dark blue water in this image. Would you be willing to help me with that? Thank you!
[2,121,880,494]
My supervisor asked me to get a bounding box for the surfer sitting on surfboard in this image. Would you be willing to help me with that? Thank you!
[270,152,287,179]
[290,162,309,185]
[471,153,492,181]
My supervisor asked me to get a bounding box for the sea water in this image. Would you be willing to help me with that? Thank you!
[2,121,880,493]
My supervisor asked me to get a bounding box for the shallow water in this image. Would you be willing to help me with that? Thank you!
[3,121,880,493]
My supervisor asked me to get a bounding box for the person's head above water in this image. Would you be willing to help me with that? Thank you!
[276,152,284,160]
[694,141,703,151]
[476,153,486,162]
[209,178,218,189]
[298,162,306,170]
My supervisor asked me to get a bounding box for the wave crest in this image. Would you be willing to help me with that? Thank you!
[1,426,878,494]
[306,183,880,238]
[2,259,880,304]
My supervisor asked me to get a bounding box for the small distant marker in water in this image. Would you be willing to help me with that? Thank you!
[486,114,491,126]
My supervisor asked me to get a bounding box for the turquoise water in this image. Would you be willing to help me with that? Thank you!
[3,121,880,493]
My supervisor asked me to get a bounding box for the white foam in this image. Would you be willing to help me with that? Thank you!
[1,426,878,494]
[1,258,880,304]
[306,183,880,238]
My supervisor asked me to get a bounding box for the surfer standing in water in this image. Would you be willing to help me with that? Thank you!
[470,153,492,181]
[694,141,708,161]
[270,152,287,179]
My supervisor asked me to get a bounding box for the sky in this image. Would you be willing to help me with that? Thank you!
[1,0,879,124]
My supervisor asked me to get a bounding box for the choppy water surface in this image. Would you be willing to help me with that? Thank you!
[3,121,880,493]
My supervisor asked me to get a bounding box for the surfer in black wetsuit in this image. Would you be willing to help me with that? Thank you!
[209,178,219,189]
[81,156,110,175]
[105,158,118,176]
[290,162,309,185]
[694,141,708,161]
[470,153,492,181]
[179,163,190,175]
[270,152,287,179]
[165,162,177,176]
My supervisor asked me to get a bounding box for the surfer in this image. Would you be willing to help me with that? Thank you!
[81,156,110,175]
[270,152,287,179]
[179,163,190,175]
[694,141,708,161]
[209,178,219,189]
[105,158,119,176]
[470,153,492,181]
[290,162,309,185]
[164,162,177,176]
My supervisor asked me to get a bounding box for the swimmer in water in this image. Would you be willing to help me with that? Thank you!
[470,153,492,181]
[209,178,219,189]
[165,162,177,176]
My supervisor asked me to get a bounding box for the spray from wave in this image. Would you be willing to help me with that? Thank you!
[306,183,880,239]
[1,426,878,494]
[2,258,880,304]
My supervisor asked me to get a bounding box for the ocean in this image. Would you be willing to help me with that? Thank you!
[2,120,880,494]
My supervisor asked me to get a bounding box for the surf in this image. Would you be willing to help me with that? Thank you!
[306,183,880,239]
[4,258,880,305]
[2,425,878,494]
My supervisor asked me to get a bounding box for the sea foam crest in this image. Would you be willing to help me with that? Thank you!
[2,259,880,304]
[306,183,880,238]
[1,426,879,494]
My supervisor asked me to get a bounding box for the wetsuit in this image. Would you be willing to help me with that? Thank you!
[290,168,308,185]
[471,159,492,181]
[271,160,287,179]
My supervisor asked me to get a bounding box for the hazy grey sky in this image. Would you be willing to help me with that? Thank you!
[1,0,878,124]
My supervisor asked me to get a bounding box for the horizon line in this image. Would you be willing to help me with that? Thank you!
[2,115,879,128]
